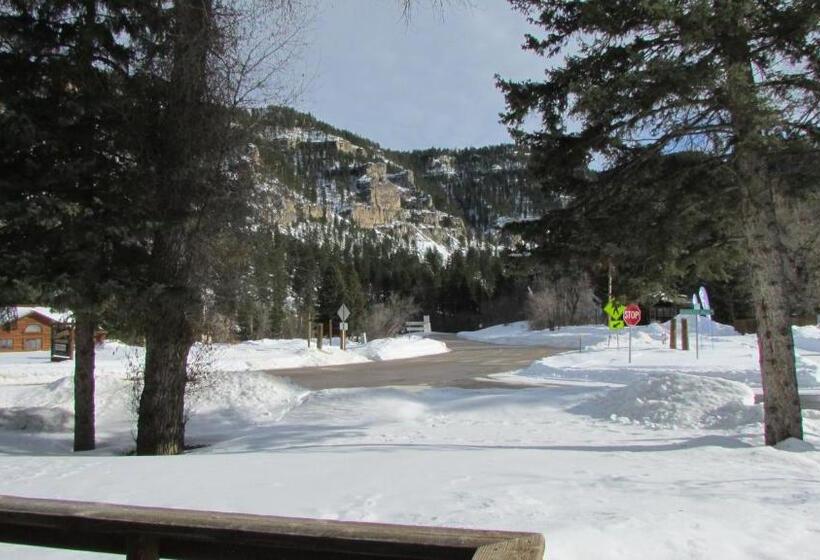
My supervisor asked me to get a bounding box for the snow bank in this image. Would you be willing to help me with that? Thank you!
[352,336,448,361]
[0,334,450,382]
[572,373,762,429]
[477,322,820,389]
[460,320,740,349]
[213,339,370,371]
[459,321,601,347]
[0,334,449,451]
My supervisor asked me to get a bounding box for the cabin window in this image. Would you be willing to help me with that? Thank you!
[24,324,42,334]
[0,339,12,349]
[24,339,42,350]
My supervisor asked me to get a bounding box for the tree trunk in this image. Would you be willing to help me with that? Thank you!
[718,5,804,445]
[134,0,212,456]
[73,312,96,451]
[136,294,193,455]
[738,155,803,445]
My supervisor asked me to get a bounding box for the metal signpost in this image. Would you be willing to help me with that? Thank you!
[679,308,713,359]
[337,304,350,351]
[623,304,641,363]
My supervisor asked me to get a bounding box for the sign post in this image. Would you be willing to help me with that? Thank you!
[679,308,714,359]
[50,322,74,362]
[337,304,351,351]
[623,304,641,363]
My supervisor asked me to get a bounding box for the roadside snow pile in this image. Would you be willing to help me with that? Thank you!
[0,335,449,451]
[483,322,820,389]
[572,373,762,429]
[353,336,448,361]
[458,321,610,348]
[460,320,740,349]
[191,372,308,424]
[214,339,369,371]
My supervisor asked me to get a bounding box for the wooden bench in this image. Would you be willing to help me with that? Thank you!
[0,495,545,559]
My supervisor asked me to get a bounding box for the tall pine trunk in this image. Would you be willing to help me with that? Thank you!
[135,0,211,455]
[136,306,192,455]
[720,5,803,444]
[73,312,96,451]
[136,230,199,454]
[71,0,98,454]
[737,155,803,444]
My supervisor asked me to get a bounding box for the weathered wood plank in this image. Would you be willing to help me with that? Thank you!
[0,495,545,560]
[472,536,545,560]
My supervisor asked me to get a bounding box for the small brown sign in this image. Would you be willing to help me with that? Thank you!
[51,323,73,362]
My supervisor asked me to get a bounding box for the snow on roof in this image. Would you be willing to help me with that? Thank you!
[11,306,73,324]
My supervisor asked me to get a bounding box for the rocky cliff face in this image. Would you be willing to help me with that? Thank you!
[248,106,545,257]
[388,145,552,233]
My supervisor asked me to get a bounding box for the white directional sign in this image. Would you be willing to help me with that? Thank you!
[337,303,350,322]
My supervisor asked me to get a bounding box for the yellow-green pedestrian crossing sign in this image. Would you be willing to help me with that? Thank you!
[603,298,626,330]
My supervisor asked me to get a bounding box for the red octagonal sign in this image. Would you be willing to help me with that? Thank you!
[624,304,641,327]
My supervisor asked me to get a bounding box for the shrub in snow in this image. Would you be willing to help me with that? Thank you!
[126,342,220,433]
[571,373,762,429]
[527,274,599,330]
[364,294,419,339]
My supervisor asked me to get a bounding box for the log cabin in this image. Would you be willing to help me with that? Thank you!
[0,307,70,352]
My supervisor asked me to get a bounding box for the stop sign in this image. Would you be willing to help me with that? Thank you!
[624,304,641,327]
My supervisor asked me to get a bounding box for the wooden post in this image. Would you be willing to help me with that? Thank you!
[317,324,323,350]
[307,314,312,348]
[126,535,158,560]
[341,328,346,351]
[328,320,333,347]
[670,318,677,349]
[681,319,689,351]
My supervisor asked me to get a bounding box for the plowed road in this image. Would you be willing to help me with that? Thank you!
[263,334,558,390]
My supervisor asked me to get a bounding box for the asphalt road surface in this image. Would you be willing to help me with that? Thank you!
[262,334,559,390]
[262,337,820,410]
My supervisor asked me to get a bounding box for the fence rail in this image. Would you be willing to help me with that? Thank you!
[405,315,432,334]
[0,495,545,560]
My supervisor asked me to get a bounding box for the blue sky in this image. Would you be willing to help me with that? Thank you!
[296,0,546,151]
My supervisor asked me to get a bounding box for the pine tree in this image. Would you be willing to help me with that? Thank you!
[0,1,154,451]
[343,266,367,332]
[132,0,260,455]
[317,262,346,323]
[499,0,818,444]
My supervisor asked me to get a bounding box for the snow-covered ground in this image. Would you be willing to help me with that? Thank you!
[1,324,819,559]
[464,320,820,391]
